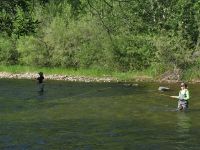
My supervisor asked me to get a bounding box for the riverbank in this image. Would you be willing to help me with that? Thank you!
[0,65,199,83]
[0,65,156,82]
[0,71,178,83]
[0,72,117,82]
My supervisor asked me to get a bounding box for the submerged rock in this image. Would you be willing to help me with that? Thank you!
[158,86,170,91]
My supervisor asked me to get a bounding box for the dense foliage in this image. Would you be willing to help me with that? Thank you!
[0,0,200,73]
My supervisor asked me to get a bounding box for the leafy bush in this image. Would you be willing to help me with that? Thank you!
[154,33,193,69]
[0,35,18,65]
[1,0,200,77]
[73,17,113,70]
[113,35,156,71]
[42,12,113,69]
[42,14,73,67]
[16,36,49,66]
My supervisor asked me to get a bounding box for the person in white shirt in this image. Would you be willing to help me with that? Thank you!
[170,82,189,111]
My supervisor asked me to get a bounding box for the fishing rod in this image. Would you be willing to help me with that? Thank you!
[155,92,180,100]
[158,93,171,97]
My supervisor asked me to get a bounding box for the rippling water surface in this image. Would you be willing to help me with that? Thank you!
[0,79,200,150]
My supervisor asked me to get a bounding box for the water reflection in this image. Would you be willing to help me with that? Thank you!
[177,112,191,135]
[38,90,44,96]
[176,112,191,147]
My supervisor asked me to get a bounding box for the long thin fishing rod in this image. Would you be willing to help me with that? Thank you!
[154,92,171,97]
[155,92,180,100]
[159,93,171,97]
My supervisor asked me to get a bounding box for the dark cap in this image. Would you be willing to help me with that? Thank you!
[181,82,187,87]
[38,72,43,75]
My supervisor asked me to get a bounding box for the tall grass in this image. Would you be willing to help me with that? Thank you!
[0,65,157,81]
[182,67,200,81]
[0,65,112,76]
[4,64,197,82]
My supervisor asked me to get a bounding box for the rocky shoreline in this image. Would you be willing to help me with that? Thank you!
[0,71,199,83]
[0,72,117,82]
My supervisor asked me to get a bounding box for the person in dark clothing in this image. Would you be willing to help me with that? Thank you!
[36,72,44,92]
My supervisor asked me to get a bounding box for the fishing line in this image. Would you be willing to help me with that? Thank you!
[155,92,171,97]
[67,87,112,99]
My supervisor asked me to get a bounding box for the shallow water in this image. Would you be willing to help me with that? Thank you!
[0,79,200,150]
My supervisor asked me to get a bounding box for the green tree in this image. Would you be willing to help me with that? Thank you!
[180,1,199,49]
[0,35,18,65]
[17,35,49,66]
[0,0,38,37]
[154,33,192,70]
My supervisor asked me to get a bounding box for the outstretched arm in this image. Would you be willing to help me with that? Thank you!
[170,96,179,99]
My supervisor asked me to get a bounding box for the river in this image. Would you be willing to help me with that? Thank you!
[0,79,200,149]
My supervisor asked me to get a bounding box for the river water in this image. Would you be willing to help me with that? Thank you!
[0,79,200,150]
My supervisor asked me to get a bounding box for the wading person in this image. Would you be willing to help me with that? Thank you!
[36,72,44,92]
[170,82,190,111]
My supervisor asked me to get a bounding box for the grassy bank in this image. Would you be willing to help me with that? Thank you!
[0,65,157,82]
[2,65,200,82]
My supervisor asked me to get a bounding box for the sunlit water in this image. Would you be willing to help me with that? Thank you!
[0,79,200,150]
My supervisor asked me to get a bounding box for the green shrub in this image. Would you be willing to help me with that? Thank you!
[154,34,193,70]
[113,35,156,71]
[42,13,113,69]
[42,14,76,67]
[73,17,113,70]
[0,35,18,65]
[16,36,49,66]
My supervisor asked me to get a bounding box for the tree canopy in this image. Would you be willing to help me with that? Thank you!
[0,0,200,73]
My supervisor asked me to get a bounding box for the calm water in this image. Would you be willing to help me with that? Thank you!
[0,79,200,150]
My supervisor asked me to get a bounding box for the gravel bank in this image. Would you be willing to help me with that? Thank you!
[0,72,117,82]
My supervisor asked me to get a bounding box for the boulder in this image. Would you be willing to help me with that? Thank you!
[158,86,170,91]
